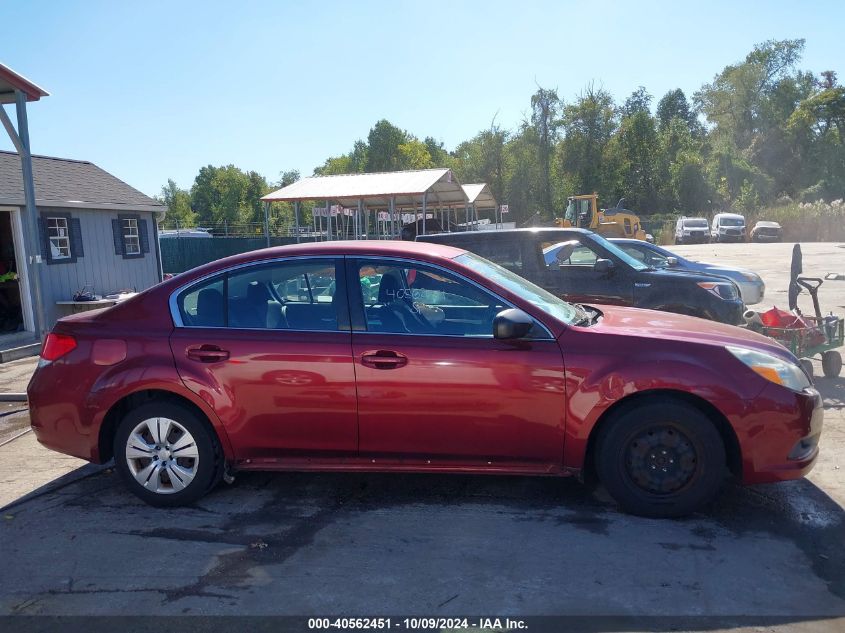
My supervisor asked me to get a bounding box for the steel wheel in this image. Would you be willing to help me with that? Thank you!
[624,425,698,495]
[124,417,200,494]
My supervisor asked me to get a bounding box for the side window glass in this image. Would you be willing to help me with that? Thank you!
[176,259,341,330]
[357,260,507,336]
[560,243,598,267]
[178,276,225,327]
[228,260,340,330]
[621,246,646,262]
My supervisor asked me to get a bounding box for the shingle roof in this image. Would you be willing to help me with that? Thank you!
[0,150,164,213]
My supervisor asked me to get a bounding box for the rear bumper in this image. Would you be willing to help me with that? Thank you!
[28,364,100,462]
[739,281,765,305]
[735,385,823,484]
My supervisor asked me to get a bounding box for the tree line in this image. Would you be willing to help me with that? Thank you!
[159,39,845,232]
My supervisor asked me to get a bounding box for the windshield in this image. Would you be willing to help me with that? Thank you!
[683,219,708,228]
[584,233,650,271]
[720,217,745,226]
[455,252,579,325]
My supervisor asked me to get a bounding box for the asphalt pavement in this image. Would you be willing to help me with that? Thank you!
[0,241,843,630]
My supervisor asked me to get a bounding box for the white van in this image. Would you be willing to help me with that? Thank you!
[711,213,746,243]
[674,217,710,244]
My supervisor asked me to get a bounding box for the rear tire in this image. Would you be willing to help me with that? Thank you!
[822,351,842,378]
[595,399,727,518]
[113,401,221,507]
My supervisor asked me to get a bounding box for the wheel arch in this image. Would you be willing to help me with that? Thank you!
[580,389,742,483]
[98,388,232,464]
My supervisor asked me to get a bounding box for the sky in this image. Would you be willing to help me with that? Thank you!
[2,0,844,198]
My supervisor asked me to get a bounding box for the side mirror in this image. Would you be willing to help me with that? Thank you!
[493,308,534,340]
[593,258,615,274]
[666,256,679,267]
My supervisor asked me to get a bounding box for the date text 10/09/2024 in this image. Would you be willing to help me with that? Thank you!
[308,618,528,630]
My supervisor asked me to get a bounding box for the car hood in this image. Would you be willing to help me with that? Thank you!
[643,267,736,284]
[583,304,794,360]
[691,261,748,274]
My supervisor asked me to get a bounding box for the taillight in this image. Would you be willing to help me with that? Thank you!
[41,333,77,362]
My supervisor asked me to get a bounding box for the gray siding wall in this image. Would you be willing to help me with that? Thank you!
[37,207,161,327]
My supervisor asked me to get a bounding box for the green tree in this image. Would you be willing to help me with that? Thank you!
[559,87,618,200]
[158,179,197,229]
[530,87,562,217]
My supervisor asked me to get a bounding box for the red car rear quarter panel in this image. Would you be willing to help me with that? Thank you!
[558,327,770,471]
[29,317,234,463]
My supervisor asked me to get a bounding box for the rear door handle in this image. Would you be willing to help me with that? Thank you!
[360,350,408,370]
[186,345,230,363]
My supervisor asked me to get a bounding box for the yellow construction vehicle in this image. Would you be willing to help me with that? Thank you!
[557,193,648,241]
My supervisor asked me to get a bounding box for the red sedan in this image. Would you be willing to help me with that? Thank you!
[27,241,822,517]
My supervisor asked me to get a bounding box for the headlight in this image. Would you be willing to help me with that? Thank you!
[697,281,738,300]
[727,346,812,392]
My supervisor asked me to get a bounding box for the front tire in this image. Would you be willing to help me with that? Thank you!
[113,401,221,507]
[595,399,727,518]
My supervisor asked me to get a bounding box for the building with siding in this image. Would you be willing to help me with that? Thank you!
[0,149,164,353]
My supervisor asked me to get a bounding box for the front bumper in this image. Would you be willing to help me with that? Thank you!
[706,298,746,325]
[736,385,823,484]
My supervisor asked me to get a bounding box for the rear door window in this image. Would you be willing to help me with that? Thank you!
[175,258,344,330]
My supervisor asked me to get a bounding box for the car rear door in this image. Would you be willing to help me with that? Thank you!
[169,257,358,461]
[346,256,566,468]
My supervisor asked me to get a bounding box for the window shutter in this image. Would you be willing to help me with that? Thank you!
[138,218,150,254]
[37,218,53,264]
[111,219,125,256]
[70,218,84,258]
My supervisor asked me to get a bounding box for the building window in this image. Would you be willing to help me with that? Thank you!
[47,217,72,259]
[123,218,141,255]
[112,214,149,259]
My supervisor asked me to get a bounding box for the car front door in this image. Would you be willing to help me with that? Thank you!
[541,238,633,305]
[169,257,358,461]
[347,257,566,468]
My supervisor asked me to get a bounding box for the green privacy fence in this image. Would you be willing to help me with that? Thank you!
[160,237,317,274]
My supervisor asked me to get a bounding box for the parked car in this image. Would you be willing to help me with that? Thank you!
[28,240,821,518]
[419,228,745,324]
[750,221,783,242]
[609,238,765,305]
[711,213,747,242]
[674,217,710,244]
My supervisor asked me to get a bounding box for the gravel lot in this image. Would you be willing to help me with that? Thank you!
[0,241,843,631]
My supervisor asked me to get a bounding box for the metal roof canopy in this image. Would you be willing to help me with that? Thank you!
[261,168,469,209]
[0,63,49,104]
[462,183,497,210]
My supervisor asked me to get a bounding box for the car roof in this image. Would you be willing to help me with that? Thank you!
[419,227,593,241]
[714,213,745,219]
[164,239,468,286]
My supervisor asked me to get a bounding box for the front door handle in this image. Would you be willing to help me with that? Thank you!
[360,350,408,370]
[186,345,230,363]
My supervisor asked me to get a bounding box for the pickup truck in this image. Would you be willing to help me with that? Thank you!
[417,228,745,324]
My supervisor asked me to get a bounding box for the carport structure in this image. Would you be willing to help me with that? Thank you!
[461,183,498,228]
[260,168,479,243]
